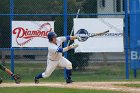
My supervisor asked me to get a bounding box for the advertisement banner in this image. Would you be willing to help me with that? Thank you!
[12,21,54,47]
[130,0,140,69]
[74,18,124,52]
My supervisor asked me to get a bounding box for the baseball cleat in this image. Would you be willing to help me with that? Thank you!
[66,79,74,84]
[34,77,39,84]
[0,77,3,84]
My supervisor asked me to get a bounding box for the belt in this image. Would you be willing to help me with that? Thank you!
[49,59,59,61]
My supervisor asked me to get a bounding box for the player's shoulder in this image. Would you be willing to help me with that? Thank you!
[48,42,54,47]
[47,43,56,50]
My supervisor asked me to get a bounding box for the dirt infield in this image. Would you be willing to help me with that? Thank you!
[0,82,140,93]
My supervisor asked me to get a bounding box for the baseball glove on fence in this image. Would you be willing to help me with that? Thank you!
[13,74,21,84]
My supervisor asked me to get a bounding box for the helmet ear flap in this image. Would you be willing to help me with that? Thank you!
[49,37,53,41]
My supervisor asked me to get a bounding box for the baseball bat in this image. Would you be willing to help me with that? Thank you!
[67,9,80,46]
[88,30,109,37]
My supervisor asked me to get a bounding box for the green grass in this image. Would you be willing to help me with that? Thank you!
[1,62,140,83]
[115,84,140,88]
[0,63,139,93]
[0,87,127,93]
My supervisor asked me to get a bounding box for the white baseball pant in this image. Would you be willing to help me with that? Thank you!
[42,57,72,78]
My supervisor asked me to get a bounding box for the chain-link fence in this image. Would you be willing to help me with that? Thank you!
[1,0,138,83]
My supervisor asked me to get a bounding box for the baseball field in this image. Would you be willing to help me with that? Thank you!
[1,82,140,93]
[0,63,140,93]
[1,0,140,93]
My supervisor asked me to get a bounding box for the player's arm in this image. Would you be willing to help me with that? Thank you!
[56,43,78,53]
[0,64,12,75]
[58,36,81,43]
[0,64,21,84]
[69,36,77,40]
[65,36,81,41]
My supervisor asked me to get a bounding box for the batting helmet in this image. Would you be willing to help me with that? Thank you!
[48,32,57,41]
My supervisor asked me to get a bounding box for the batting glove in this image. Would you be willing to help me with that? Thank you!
[70,43,79,49]
[76,36,82,41]
[12,74,21,84]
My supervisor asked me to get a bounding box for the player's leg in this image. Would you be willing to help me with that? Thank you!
[34,60,58,84]
[0,64,21,84]
[0,63,13,76]
[59,57,73,83]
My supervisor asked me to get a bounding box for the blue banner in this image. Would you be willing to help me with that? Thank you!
[130,0,140,69]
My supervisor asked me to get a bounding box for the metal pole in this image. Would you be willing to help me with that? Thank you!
[63,0,67,79]
[10,0,14,77]
[125,0,129,79]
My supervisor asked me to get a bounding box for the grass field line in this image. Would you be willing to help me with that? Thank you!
[0,82,140,93]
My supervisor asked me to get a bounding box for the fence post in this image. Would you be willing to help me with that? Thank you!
[125,0,129,79]
[10,0,14,78]
[63,0,67,79]
[10,48,14,75]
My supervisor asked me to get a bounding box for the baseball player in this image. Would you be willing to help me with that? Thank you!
[0,63,21,84]
[34,32,80,84]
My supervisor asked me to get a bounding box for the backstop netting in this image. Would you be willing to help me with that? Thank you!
[1,0,138,83]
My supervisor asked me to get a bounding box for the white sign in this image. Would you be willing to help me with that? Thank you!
[74,18,124,52]
[12,21,54,47]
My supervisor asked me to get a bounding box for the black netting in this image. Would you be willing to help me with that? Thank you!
[14,0,63,14]
[0,0,10,14]
[0,16,10,48]
[1,0,139,83]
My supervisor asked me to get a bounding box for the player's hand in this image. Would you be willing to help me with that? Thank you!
[70,43,79,49]
[76,36,82,41]
[12,74,21,84]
